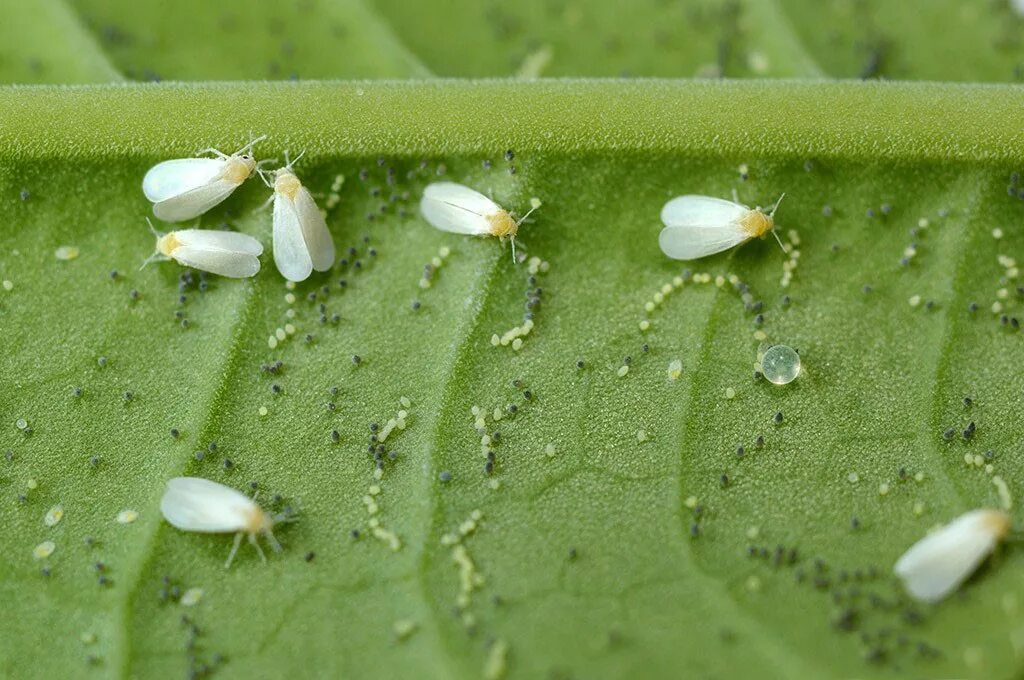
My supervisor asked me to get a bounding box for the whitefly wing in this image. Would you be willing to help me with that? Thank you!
[420,182,500,235]
[160,477,255,533]
[175,229,263,256]
[658,195,750,260]
[170,245,260,278]
[153,178,242,223]
[660,195,747,228]
[273,194,314,282]
[294,187,335,272]
[658,224,748,260]
[894,510,1004,602]
[143,158,226,203]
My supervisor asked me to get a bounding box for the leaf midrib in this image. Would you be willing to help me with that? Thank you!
[1,81,1023,164]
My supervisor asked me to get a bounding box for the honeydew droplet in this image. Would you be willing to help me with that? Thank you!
[639,320,650,331]
[259,406,268,416]
[55,245,80,261]
[15,418,28,430]
[993,228,1004,239]
[847,472,860,484]
[33,540,55,560]
[116,509,139,524]
[760,345,800,385]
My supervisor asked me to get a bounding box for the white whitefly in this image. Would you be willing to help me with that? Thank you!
[420,182,537,260]
[143,219,263,278]
[265,156,335,282]
[142,135,266,222]
[160,477,282,569]
[659,193,785,260]
[894,508,1011,603]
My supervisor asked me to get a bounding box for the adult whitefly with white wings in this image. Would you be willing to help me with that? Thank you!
[659,192,785,260]
[262,153,336,282]
[142,135,266,222]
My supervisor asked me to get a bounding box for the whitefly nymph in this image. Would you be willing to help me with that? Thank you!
[160,477,283,569]
[420,182,538,260]
[894,508,1010,603]
[142,135,267,222]
[659,192,785,260]
[143,218,263,278]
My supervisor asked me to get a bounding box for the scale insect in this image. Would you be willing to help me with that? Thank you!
[658,192,785,260]
[160,477,284,569]
[142,135,267,222]
[420,182,538,260]
[894,508,1010,603]
[260,152,336,282]
[142,218,263,278]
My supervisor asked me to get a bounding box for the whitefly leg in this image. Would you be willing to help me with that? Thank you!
[225,531,244,569]
[250,533,268,563]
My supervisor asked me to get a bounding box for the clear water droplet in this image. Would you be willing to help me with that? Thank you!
[761,345,800,385]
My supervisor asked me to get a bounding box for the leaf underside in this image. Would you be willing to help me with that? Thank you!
[2,1,1024,679]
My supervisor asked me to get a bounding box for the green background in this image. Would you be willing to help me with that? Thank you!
[2,1,1024,678]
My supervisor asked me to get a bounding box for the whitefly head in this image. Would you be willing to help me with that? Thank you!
[222,134,267,184]
[740,193,786,245]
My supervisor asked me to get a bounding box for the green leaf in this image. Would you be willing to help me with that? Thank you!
[2,80,1024,679]
[64,0,431,80]
[0,0,121,83]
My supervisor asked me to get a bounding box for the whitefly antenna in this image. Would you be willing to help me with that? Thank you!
[767,193,787,254]
[236,133,268,157]
[768,192,786,217]
[283,149,306,170]
[140,218,164,270]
